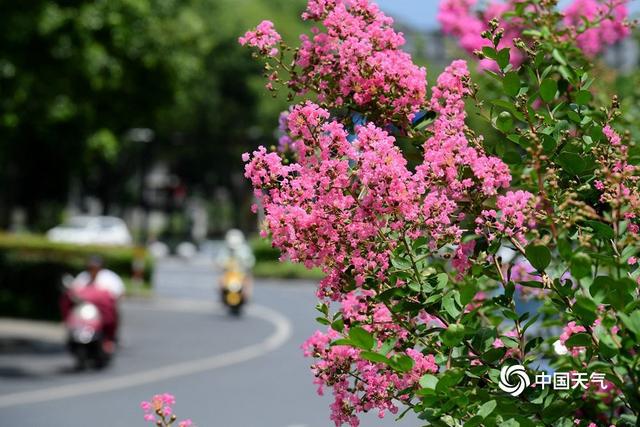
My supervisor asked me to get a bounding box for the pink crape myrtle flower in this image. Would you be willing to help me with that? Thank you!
[594,124,640,231]
[476,190,536,244]
[438,0,527,69]
[439,0,630,69]
[560,321,588,357]
[239,4,552,423]
[242,57,533,426]
[564,0,630,57]
[293,0,427,124]
[239,20,282,57]
[302,325,439,425]
[140,393,194,426]
[140,393,175,421]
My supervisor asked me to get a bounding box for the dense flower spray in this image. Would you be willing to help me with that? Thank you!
[438,0,630,68]
[241,0,639,425]
[140,394,193,427]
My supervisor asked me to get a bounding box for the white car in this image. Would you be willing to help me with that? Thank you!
[47,216,133,246]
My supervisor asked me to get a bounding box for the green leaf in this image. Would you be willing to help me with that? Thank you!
[619,311,640,338]
[495,111,514,133]
[568,111,581,123]
[360,351,391,365]
[482,347,507,363]
[590,276,615,302]
[392,354,415,372]
[503,71,521,97]
[464,416,484,427]
[459,283,477,306]
[525,244,551,271]
[331,318,344,332]
[379,338,396,355]
[477,400,497,418]
[552,49,567,65]
[441,323,466,347]
[540,78,558,103]
[315,316,330,325]
[559,65,576,83]
[573,296,598,324]
[519,280,543,288]
[435,368,464,394]
[316,303,329,316]
[443,292,461,318]
[419,374,439,390]
[502,309,519,321]
[557,152,587,175]
[542,400,571,423]
[590,277,635,309]
[525,337,543,353]
[565,332,591,348]
[349,326,374,350]
[583,220,615,240]
[570,252,592,279]
[497,48,510,69]
[575,90,592,105]
[482,46,497,60]
[391,256,411,270]
[522,313,541,333]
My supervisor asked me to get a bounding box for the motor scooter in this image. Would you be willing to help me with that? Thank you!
[219,261,249,316]
[61,275,113,369]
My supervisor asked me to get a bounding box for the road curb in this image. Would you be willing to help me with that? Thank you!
[0,318,64,343]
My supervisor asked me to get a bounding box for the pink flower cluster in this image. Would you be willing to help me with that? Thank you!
[140,394,192,427]
[560,321,587,357]
[245,61,515,299]
[238,20,281,57]
[241,4,545,425]
[245,103,418,298]
[439,0,629,67]
[476,190,536,244]
[594,125,640,234]
[302,328,437,426]
[438,0,526,69]
[416,60,512,199]
[564,0,630,56]
[293,0,427,124]
[560,321,587,344]
[243,56,528,425]
[141,393,175,421]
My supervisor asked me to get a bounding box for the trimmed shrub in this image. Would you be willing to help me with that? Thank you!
[0,233,153,320]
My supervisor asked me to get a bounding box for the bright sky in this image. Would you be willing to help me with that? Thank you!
[375,0,640,30]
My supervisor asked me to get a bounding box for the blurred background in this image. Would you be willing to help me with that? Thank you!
[0,1,639,426]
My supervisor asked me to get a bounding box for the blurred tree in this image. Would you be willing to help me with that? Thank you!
[0,0,305,231]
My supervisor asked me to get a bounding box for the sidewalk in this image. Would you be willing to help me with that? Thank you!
[0,318,64,346]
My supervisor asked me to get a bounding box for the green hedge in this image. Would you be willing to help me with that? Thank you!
[249,235,281,262]
[249,235,323,280]
[0,233,153,320]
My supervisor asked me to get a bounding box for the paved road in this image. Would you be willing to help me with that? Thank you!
[0,258,418,427]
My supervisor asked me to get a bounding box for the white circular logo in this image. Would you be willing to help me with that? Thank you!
[499,364,530,397]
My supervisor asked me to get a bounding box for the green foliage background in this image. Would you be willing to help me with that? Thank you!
[0,0,307,230]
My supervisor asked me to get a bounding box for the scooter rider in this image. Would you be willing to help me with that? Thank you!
[63,256,124,353]
[216,229,255,296]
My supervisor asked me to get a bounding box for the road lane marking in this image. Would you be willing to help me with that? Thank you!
[0,303,292,408]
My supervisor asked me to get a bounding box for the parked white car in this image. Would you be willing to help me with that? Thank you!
[47,216,133,246]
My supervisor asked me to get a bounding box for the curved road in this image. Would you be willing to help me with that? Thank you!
[0,259,417,426]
